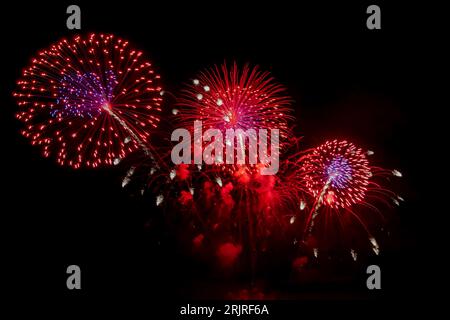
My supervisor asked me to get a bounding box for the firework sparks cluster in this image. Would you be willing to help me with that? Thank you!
[13,34,403,268]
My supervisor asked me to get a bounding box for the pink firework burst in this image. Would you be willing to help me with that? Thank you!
[13,33,163,169]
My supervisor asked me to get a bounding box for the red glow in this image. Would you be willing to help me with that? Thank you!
[178,190,193,205]
[192,234,204,248]
[220,182,235,208]
[292,256,309,268]
[176,164,190,180]
[217,242,242,268]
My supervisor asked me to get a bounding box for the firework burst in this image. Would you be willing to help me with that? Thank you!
[175,62,293,175]
[303,140,371,209]
[298,139,402,256]
[177,62,292,134]
[13,33,163,168]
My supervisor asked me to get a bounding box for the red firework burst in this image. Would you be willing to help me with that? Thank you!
[13,33,163,168]
[175,62,293,175]
[177,62,292,135]
[303,140,371,209]
[297,139,403,256]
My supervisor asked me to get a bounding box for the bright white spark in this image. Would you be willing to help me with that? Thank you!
[127,166,136,176]
[122,177,131,188]
[156,194,164,206]
[121,166,135,187]
[351,249,358,261]
[392,169,402,177]
[392,198,400,206]
[299,200,306,210]
[369,237,380,255]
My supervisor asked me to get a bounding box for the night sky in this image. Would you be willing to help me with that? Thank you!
[2,1,437,317]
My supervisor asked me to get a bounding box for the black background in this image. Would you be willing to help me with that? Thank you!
[1,1,438,317]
